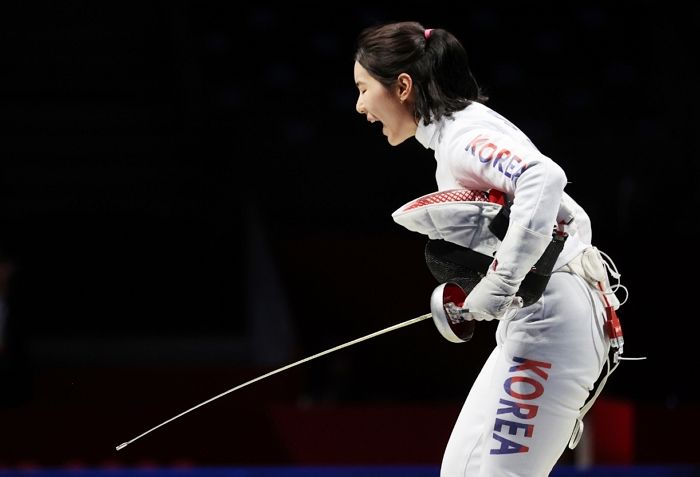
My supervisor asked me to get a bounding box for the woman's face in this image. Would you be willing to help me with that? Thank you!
[354,61,417,146]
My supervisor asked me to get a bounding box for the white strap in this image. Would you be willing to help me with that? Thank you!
[568,353,620,449]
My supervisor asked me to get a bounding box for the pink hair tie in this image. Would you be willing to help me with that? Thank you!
[424,28,434,40]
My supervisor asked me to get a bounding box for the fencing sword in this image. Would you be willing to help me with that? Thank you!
[115,312,433,451]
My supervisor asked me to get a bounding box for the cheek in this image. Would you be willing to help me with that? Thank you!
[388,102,412,129]
[368,92,386,114]
[378,94,403,121]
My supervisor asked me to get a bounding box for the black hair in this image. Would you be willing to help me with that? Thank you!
[354,21,487,125]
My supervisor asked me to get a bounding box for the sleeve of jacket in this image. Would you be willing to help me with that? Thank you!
[491,152,568,295]
[445,129,568,317]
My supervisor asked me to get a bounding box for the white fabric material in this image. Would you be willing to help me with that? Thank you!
[410,102,613,476]
[441,272,610,477]
[391,196,502,257]
[461,223,552,321]
[414,102,593,270]
[560,246,621,310]
[488,222,554,293]
[460,275,523,321]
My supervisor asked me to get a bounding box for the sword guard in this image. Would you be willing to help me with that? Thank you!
[430,282,475,343]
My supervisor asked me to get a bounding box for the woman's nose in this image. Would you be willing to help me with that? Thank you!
[356,97,365,114]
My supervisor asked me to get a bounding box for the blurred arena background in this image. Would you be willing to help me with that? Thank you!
[1,2,698,475]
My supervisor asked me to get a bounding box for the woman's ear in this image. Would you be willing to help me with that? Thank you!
[396,73,413,103]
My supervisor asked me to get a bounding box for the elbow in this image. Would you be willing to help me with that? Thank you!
[515,158,567,192]
[551,162,568,192]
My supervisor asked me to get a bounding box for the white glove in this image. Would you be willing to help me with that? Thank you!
[462,273,523,321]
[462,222,552,321]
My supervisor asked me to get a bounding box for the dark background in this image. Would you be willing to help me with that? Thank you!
[1,1,698,468]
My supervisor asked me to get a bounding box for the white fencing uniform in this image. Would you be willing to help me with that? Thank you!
[397,102,618,477]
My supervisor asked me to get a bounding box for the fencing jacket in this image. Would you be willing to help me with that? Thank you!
[406,101,592,272]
